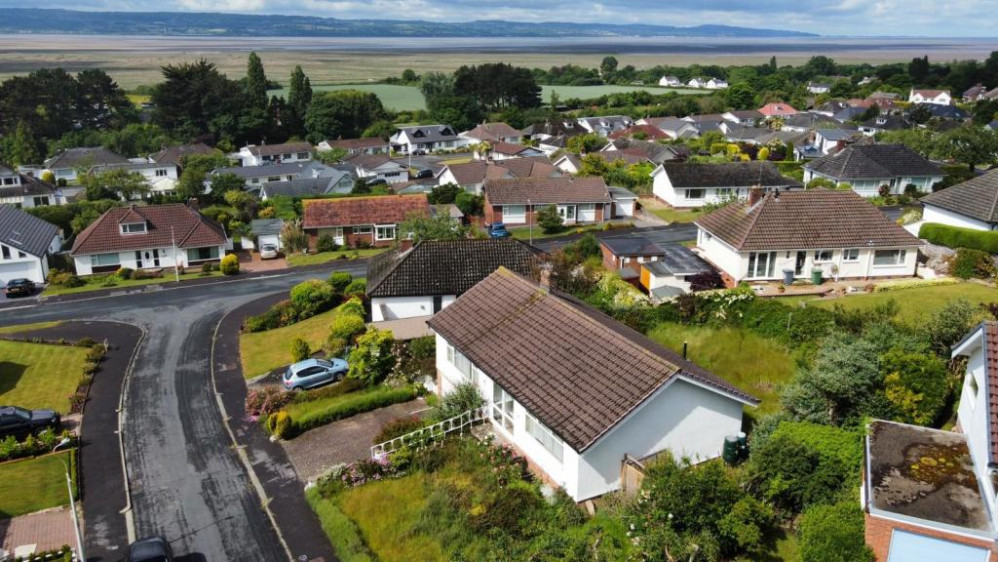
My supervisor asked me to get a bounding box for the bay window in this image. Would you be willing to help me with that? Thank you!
[873,249,906,266]
[90,253,121,267]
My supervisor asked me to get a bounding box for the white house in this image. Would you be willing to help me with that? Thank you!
[460,122,523,145]
[366,238,540,322]
[90,162,179,197]
[920,169,998,231]
[658,76,682,87]
[706,78,729,89]
[0,167,60,208]
[803,144,945,196]
[721,110,764,126]
[908,89,952,105]
[813,128,862,155]
[651,161,802,208]
[576,116,634,136]
[210,161,345,191]
[807,82,831,94]
[695,189,921,284]
[343,154,408,184]
[426,268,757,502]
[391,125,466,154]
[31,146,129,184]
[70,203,228,276]
[0,206,62,285]
[237,142,313,167]
[317,138,389,155]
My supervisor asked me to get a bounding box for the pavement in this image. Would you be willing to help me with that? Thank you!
[0,263,366,561]
[282,399,428,483]
[0,507,76,557]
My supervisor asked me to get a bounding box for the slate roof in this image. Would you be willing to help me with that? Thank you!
[462,122,521,142]
[0,205,59,258]
[654,161,802,189]
[71,203,227,256]
[396,125,460,144]
[249,218,284,237]
[213,161,320,179]
[245,142,313,157]
[695,189,920,251]
[644,116,693,132]
[0,175,55,199]
[367,238,542,298]
[725,109,764,120]
[484,177,611,205]
[260,174,351,198]
[149,143,216,167]
[324,138,388,151]
[344,153,404,171]
[44,147,128,170]
[427,268,758,452]
[833,106,867,122]
[804,144,942,179]
[303,194,429,228]
[921,169,998,225]
[859,115,912,131]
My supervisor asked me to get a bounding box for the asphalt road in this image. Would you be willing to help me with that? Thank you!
[0,264,366,560]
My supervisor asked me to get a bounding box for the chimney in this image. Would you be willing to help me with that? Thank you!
[748,187,764,206]
[187,197,200,211]
[398,238,414,252]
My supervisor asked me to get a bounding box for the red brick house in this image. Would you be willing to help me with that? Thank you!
[302,194,430,249]
[483,177,612,227]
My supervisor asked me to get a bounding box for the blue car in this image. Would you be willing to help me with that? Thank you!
[487,222,511,239]
[283,358,349,391]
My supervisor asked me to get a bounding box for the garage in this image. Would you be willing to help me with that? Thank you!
[888,530,990,562]
[249,218,285,251]
[0,259,44,285]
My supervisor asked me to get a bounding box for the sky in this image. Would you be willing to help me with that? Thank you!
[3,0,998,37]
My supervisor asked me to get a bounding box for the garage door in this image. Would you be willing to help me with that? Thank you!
[888,530,990,562]
[0,260,42,285]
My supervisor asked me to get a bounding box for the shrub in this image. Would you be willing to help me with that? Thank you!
[201,262,213,275]
[536,204,564,233]
[343,278,367,297]
[326,336,348,358]
[85,346,105,363]
[291,337,312,363]
[245,387,292,418]
[292,386,419,435]
[949,247,996,279]
[336,296,365,317]
[882,348,949,426]
[920,222,998,253]
[431,381,485,421]
[330,313,366,341]
[243,299,299,332]
[688,270,725,292]
[116,267,133,279]
[220,254,240,275]
[48,270,85,287]
[798,501,873,562]
[348,328,396,385]
[291,376,364,404]
[291,279,336,319]
[328,272,353,294]
[872,278,958,292]
[317,234,338,253]
[372,416,426,445]
[267,411,293,439]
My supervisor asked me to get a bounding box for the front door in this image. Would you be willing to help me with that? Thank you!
[557,205,577,223]
[794,251,806,276]
[433,295,443,314]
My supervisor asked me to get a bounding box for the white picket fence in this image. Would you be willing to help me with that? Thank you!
[370,406,487,458]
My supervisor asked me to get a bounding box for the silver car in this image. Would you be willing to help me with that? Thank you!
[283,358,349,391]
[259,244,279,260]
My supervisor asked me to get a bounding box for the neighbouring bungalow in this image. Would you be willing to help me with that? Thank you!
[758,102,798,118]
[607,124,672,142]
[695,188,921,284]
[602,139,687,165]
[483,177,612,226]
[803,144,945,196]
[0,205,62,285]
[427,268,758,502]
[27,146,129,185]
[576,115,634,136]
[482,142,545,161]
[651,161,802,208]
[920,169,998,231]
[148,143,217,170]
[862,322,998,561]
[721,109,764,126]
[391,125,465,154]
[302,194,430,249]
[89,161,179,198]
[317,138,390,155]
[0,166,60,208]
[460,122,523,145]
[342,153,408,184]
[366,238,541,322]
[437,157,561,194]
[636,117,699,139]
[908,88,952,105]
[258,171,355,200]
[70,203,228,276]
[237,142,313,167]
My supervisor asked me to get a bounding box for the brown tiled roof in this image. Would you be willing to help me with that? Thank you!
[484,177,611,205]
[442,157,557,186]
[695,189,920,251]
[302,194,429,229]
[71,203,227,256]
[911,89,950,97]
[496,157,559,178]
[921,169,998,225]
[608,124,670,141]
[427,269,757,452]
[149,143,216,167]
[463,122,521,142]
[490,142,532,156]
[326,138,388,150]
[985,322,998,467]
[248,142,313,157]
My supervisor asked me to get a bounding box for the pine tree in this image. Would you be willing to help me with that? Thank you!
[769,56,777,70]
[287,66,312,137]
[246,52,268,110]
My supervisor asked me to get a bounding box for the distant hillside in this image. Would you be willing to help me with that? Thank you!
[0,9,817,38]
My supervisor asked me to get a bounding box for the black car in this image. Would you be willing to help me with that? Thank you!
[0,406,60,439]
[128,536,174,562]
[4,278,35,297]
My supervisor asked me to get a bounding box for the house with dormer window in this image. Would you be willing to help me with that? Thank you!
[391,125,466,154]
[0,206,62,285]
[70,203,228,275]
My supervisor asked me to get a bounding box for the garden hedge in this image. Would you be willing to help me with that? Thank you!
[919,222,998,253]
[290,386,420,436]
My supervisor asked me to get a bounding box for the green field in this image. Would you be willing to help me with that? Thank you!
[0,340,90,414]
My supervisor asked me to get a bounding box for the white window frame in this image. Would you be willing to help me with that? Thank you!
[873,249,906,267]
[375,225,396,241]
[352,226,373,235]
[685,188,706,200]
[120,222,147,234]
[90,253,121,267]
[525,413,564,463]
[842,248,860,262]
[747,251,776,279]
[492,385,515,434]
[813,249,833,262]
[557,205,577,220]
[155,169,168,177]
[503,205,526,223]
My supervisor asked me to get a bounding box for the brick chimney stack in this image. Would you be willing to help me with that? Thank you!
[748,187,764,206]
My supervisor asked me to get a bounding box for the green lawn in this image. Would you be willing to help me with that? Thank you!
[648,322,796,414]
[0,451,76,518]
[649,207,704,224]
[44,271,224,296]
[509,224,601,241]
[287,248,388,268]
[784,283,998,325]
[306,488,374,562]
[0,321,61,335]
[239,308,339,378]
[0,340,90,413]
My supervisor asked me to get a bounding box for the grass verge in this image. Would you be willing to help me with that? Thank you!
[305,487,374,562]
[287,385,420,435]
[648,322,795,415]
[0,340,91,413]
[0,321,61,335]
[43,271,224,296]
[509,224,602,241]
[0,450,76,518]
[287,248,388,268]
[239,308,339,379]
[648,206,703,224]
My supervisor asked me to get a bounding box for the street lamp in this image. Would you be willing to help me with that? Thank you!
[53,438,86,562]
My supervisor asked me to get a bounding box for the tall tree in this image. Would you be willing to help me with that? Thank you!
[246,52,269,110]
[0,120,43,167]
[600,56,619,74]
[76,69,136,129]
[908,55,930,83]
[286,65,312,137]
[935,126,998,171]
[304,90,387,143]
[452,63,542,111]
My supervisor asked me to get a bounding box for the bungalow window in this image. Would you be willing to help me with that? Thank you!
[716,188,733,197]
[90,253,121,267]
[353,226,373,235]
[120,222,147,234]
[873,249,906,266]
[453,349,471,378]
[186,247,220,262]
[525,413,564,463]
[843,248,860,262]
[155,169,168,177]
[375,225,396,241]
[33,197,49,206]
[297,152,309,159]
[685,189,706,200]
[747,251,776,278]
[1,245,9,260]
[267,176,280,182]
[503,205,526,223]
[492,385,514,433]
[813,250,833,262]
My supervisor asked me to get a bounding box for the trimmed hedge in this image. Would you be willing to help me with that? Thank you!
[291,386,420,435]
[919,222,998,253]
